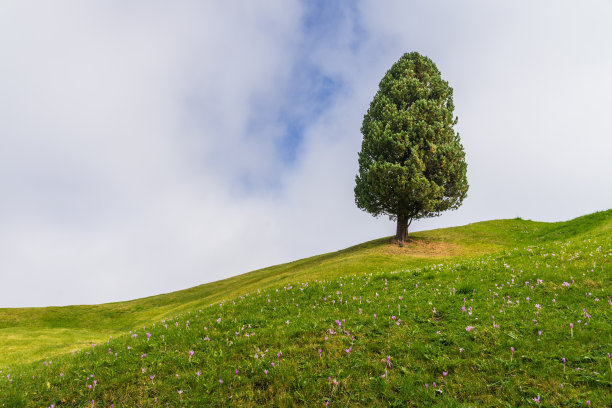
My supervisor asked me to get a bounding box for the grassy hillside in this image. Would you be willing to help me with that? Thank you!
[0,216,543,367]
[0,210,610,406]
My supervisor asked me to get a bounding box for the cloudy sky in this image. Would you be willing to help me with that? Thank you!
[2,1,611,308]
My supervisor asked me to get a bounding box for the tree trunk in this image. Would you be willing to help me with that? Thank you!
[395,216,410,245]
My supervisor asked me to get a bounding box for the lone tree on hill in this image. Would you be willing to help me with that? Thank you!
[355,52,468,245]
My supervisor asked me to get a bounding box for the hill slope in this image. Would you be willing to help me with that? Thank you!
[1,210,610,406]
[3,213,608,368]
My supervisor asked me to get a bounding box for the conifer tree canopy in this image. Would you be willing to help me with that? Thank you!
[354,52,468,244]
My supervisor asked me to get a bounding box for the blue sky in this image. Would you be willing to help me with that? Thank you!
[1,1,611,307]
[274,4,351,166]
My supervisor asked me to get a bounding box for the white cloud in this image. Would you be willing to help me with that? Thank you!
[0,1,309,306]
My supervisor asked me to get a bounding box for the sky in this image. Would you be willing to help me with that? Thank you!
[1,1,611,308]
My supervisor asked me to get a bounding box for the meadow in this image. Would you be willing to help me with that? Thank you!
[0,210,610,407]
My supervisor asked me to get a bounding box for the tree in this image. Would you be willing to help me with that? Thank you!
[354,52,468,245]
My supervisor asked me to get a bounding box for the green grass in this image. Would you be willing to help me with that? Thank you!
[0,216,533,366]
[0,210,610,407]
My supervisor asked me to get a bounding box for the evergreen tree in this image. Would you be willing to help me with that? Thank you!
[355,52,468,244]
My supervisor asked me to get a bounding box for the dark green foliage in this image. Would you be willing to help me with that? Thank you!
[355,52,468,232]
